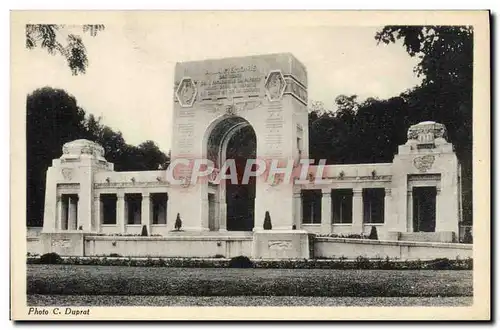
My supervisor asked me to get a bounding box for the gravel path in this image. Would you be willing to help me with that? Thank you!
[27,294,473,306]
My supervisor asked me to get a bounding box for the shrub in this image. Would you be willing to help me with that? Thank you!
[214,254,225,259]
[463,228,473,244]
[354,256,371,269]
[428,258,453,270]
[174,213,182,231]
[109,253,121,257]
[263,211,272,230]
[39,252,63,264]
[368,226,378,240]
[141,225,148,236]
[229,256,254,268]
[292,224,296,230]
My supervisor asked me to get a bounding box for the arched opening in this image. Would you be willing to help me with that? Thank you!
[206,116,256,231]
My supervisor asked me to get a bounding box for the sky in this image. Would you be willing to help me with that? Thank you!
[21,20,422,154]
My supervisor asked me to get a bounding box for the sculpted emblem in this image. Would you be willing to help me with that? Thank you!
[265,70,286,102]
[268,241,293,250]
[176,77,197,108]
[413,155,435,172]
[61,168,73,180]
[179,175,192,188]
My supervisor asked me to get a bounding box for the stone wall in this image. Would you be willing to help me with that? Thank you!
[315,237,472,260]
[27,231,472,260]
[84,235,252,258]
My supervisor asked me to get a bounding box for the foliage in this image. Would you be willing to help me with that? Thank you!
[354,256,371,269]
[316,233,366,239]
[26,87,170,226]
[228,256,254,268]
[263,211,272,230]
[38,252,62,264]
[308,26,473,223]
[141,225,148,237]
[27,255,472,271]
[368,226,379,240]
[26,24,105,75]
[463,228,473,244]
[174,213,182,231]
[375,25,473,224]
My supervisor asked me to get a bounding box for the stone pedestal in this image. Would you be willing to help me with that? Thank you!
[252,230,312,259]
[41,232,85,256]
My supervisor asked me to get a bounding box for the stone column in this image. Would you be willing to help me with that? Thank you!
[406,189,413,232]
[141,192,151,234]
[61,196,68,230]
[55,196,61,231]
[384,188,392,228]
[321,189,332,234]
[117,192,125,233]
[293,191,302,229]
[352,188,363,234]
[68,196,78,230]
[218,182,227,231]
[435,187,441,231]
[93,194,101,233]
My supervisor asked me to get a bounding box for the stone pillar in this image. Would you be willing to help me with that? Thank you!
[406,189,413,232]
[68,196,78,230]
[321,189,331,234]
[352,188,363,234]
[384,188,392,228]
[93,194,100,233]
[219,182,227,231]
[201,196,209,231]
[61,196,68,230]
[435,187,441,231]
[293,191,302,229]
[117,192,125,233]
[141,192,151,233]
[56,196,62,231]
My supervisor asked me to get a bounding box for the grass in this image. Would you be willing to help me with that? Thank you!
[27,264,472,297]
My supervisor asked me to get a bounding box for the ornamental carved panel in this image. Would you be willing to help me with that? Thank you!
[413,155,435,172]
[268,240,293,250]
[265,70,286,102]
[176,77,197,108]
[61,168,73,181]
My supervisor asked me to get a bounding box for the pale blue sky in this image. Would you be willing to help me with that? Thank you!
[22,22,421,153]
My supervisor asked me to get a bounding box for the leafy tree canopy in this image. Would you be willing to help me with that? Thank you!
[27,87,169,226]
[26,24,105,75]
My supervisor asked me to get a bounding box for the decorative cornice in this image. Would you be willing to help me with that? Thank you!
[94,181,170,189]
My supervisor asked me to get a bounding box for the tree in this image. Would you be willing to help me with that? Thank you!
[137,141,170,171]
[26,87,170,227]
[27,87,88,226]
[174,213,182,231]
[368,226,378,240]
[375,26,473,223]
[141,225,148,236]
[263,211,272,230]
[26,24,105,75]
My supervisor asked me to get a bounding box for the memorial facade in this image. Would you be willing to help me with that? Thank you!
[38,54,463,256]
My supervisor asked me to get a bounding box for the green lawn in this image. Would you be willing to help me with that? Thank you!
[27,265,472,297]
